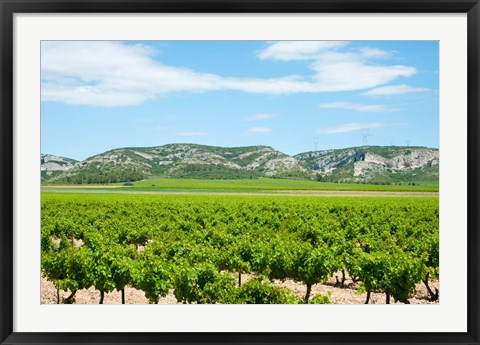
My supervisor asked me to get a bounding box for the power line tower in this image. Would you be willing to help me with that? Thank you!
[361,129,372,147]
[405,139,411,147]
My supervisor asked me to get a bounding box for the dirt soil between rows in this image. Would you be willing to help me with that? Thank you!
[41,272,439,305]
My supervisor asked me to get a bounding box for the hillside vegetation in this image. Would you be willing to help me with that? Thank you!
[42,144,439,185]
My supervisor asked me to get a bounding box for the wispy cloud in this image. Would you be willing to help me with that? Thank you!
[176,131,208,137]
[362,84,430,96]
[317,122,385,134]
[257,41,349,61]
[245,127,272,135]
[308,52,415,92]
[245,113,276,122]
[356,47,393,59]
[319,102,395,113]
[41,41,417,107]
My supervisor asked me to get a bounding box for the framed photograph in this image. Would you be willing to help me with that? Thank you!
[1,1,479,344]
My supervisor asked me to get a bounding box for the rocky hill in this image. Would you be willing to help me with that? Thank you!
[41,154,79,181]
[295,146,438,184]
[43,144,311,184]
[42,144,439,184]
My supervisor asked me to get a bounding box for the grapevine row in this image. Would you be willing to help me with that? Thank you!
[41,194,439,304]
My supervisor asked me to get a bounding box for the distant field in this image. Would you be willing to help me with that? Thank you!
[42,177,439,192]
[110,177,439,192]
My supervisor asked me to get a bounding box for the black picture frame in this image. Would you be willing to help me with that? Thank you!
[1,1,479,344]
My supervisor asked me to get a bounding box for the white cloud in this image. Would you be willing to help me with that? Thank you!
[362,84,430,96]
[257,41,349,61]
[309,52,415,92]
[319,101,395,113]
[41,41,418,107]
[317,122,385,134]
[176,131,208,137]
[41,41,223,107]
[357,47,393,59]
[245,127,272,135]
[245,113,276,121]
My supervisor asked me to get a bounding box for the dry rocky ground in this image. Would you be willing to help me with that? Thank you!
[41,272,439,305]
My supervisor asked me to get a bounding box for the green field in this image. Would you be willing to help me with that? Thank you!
[41,192,439,304]
[43,177,438,193]
[42,191,439,204]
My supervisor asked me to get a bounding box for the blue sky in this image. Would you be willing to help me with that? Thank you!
[41,41,438,161]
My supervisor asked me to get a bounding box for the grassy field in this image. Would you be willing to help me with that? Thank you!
[42,177,439,193]
[106,177,439,192]
[42,191,439,206]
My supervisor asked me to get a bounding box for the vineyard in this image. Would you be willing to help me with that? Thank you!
[41,193,439,304]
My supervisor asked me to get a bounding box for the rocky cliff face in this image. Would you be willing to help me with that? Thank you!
[295,146,439,183]
[41,154,78,176]
[364,149,438,170]
[295,149,357,174]
[354,150,438,177]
